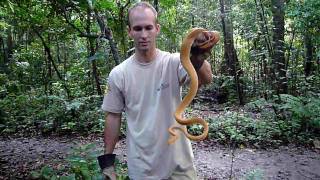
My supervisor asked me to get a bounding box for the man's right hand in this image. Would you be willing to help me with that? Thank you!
[97,154,117,180]
[102,166,116,180]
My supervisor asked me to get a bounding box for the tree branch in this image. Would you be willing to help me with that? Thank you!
[33,26,71,99]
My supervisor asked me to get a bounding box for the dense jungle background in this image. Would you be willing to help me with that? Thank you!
[0,0,319,179]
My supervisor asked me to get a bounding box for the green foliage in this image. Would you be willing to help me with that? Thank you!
[200,94,320,146]
[252,94,319,144]
[0,93,105,136]
[275,94,320,135]
[202,75,237,104]
[30,166,59,180]
[30,143,128,180]
[207,110,279,146]
[66,143,103,179]
[287,0,320,32]
[0,0,319,149]
[289,75,320,96]
[93,0,117,11]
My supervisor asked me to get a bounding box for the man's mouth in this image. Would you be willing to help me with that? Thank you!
[139,41,149,46]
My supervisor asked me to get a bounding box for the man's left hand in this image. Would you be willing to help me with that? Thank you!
[192,31,219,52]
[190,31,220,71]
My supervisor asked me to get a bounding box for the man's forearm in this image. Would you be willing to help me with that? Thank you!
[104,112,122,154]
[190,31,218,87]
[197,60,213,86]
[190,51,213,87]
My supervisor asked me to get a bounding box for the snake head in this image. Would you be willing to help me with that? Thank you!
[192,31,220,52]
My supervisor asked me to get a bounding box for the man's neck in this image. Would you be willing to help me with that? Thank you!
[135,48,157,63]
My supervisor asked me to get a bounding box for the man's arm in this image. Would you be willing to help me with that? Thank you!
[191,48,213,87]
[197,60,212,86]
[104,112,122,154]
[97,112,121,180]
[191,31,219,87]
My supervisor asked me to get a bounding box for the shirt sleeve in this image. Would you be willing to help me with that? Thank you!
[172,53,190,85]
[101,69,125,113]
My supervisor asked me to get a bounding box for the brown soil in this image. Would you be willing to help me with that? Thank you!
[0,136,319,180]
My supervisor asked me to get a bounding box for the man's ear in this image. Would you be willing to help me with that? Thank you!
[127,26,132,38]
[156,24,161,35]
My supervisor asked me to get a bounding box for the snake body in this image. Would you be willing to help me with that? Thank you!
[167,28,219,144]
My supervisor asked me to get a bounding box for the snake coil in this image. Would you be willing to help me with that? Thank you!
[168,28,219,144]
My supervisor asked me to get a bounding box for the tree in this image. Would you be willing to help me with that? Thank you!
[219,0,244,105]
[271,0,287,94]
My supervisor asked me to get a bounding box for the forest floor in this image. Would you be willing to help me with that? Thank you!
[0,135,319,180]
[0,104,320,179]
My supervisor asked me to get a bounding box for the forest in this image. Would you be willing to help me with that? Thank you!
[0,0,319,179]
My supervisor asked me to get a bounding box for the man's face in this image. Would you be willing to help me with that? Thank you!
[128,8,160,52]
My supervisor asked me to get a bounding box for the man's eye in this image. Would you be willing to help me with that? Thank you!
[146,26,154,30]
[133,27,142,31]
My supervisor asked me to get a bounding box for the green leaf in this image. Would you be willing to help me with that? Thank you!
[30,171,41,179]
[87,52,104,61]
[97,0,116,10]
[59,174,76,180]
[40,166,55,179]
[80,167,90,180]
[6,0,15,12]
[66,101,83,111]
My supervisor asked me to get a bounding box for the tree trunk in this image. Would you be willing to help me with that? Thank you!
[44,47,49,96]
[90,40,102,96]
[254,0,274,98]
[219,0,244,105]
[119,6,127,58]
[304,32,313,77]
[271,0,287,94]
[87,9,102,96]
[254,0,273,58]
[116,1,130,58]
[153,0,159,12]
[0,36,4,67]
[63,42,67,76]
[94,9,120,65]
[286,28,295,69]
[47,36,53,95]
[6,27,14,62]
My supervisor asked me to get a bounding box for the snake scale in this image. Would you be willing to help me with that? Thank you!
[168,28,220,144]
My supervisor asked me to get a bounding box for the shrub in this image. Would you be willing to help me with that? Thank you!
[0,93,105,136]
[30,143,129,180]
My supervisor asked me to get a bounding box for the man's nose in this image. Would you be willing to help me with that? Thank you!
[141,29,148,38]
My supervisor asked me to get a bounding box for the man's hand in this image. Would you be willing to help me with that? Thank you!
[192,31,219,52]
[190,31,220,71]
[97,154,117,180]
[102,166,116,180]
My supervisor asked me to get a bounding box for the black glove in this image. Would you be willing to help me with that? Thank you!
[97,154,116,180]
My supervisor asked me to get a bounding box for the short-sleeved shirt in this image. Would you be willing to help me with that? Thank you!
[102,49,194,180]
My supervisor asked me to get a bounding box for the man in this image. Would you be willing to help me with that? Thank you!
[99,2,218,180]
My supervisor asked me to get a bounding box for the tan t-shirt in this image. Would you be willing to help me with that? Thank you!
[102,49,195,179]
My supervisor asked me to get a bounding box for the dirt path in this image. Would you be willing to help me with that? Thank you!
[194,140,320,179]
[0,136,319,180]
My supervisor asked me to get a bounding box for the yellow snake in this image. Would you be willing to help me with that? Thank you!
[168,28,220,144]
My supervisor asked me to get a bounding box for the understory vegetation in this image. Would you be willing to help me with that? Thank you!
[1,76,319,147]
[200,75,320,147]
[1,0,319,179]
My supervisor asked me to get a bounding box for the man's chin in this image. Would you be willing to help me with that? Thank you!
[138,46,150,51]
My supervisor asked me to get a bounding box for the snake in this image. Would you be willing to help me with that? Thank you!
[168,28,220,144]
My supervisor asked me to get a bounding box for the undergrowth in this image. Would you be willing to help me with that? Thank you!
[189,94,320,147]
[30,143,129,180]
